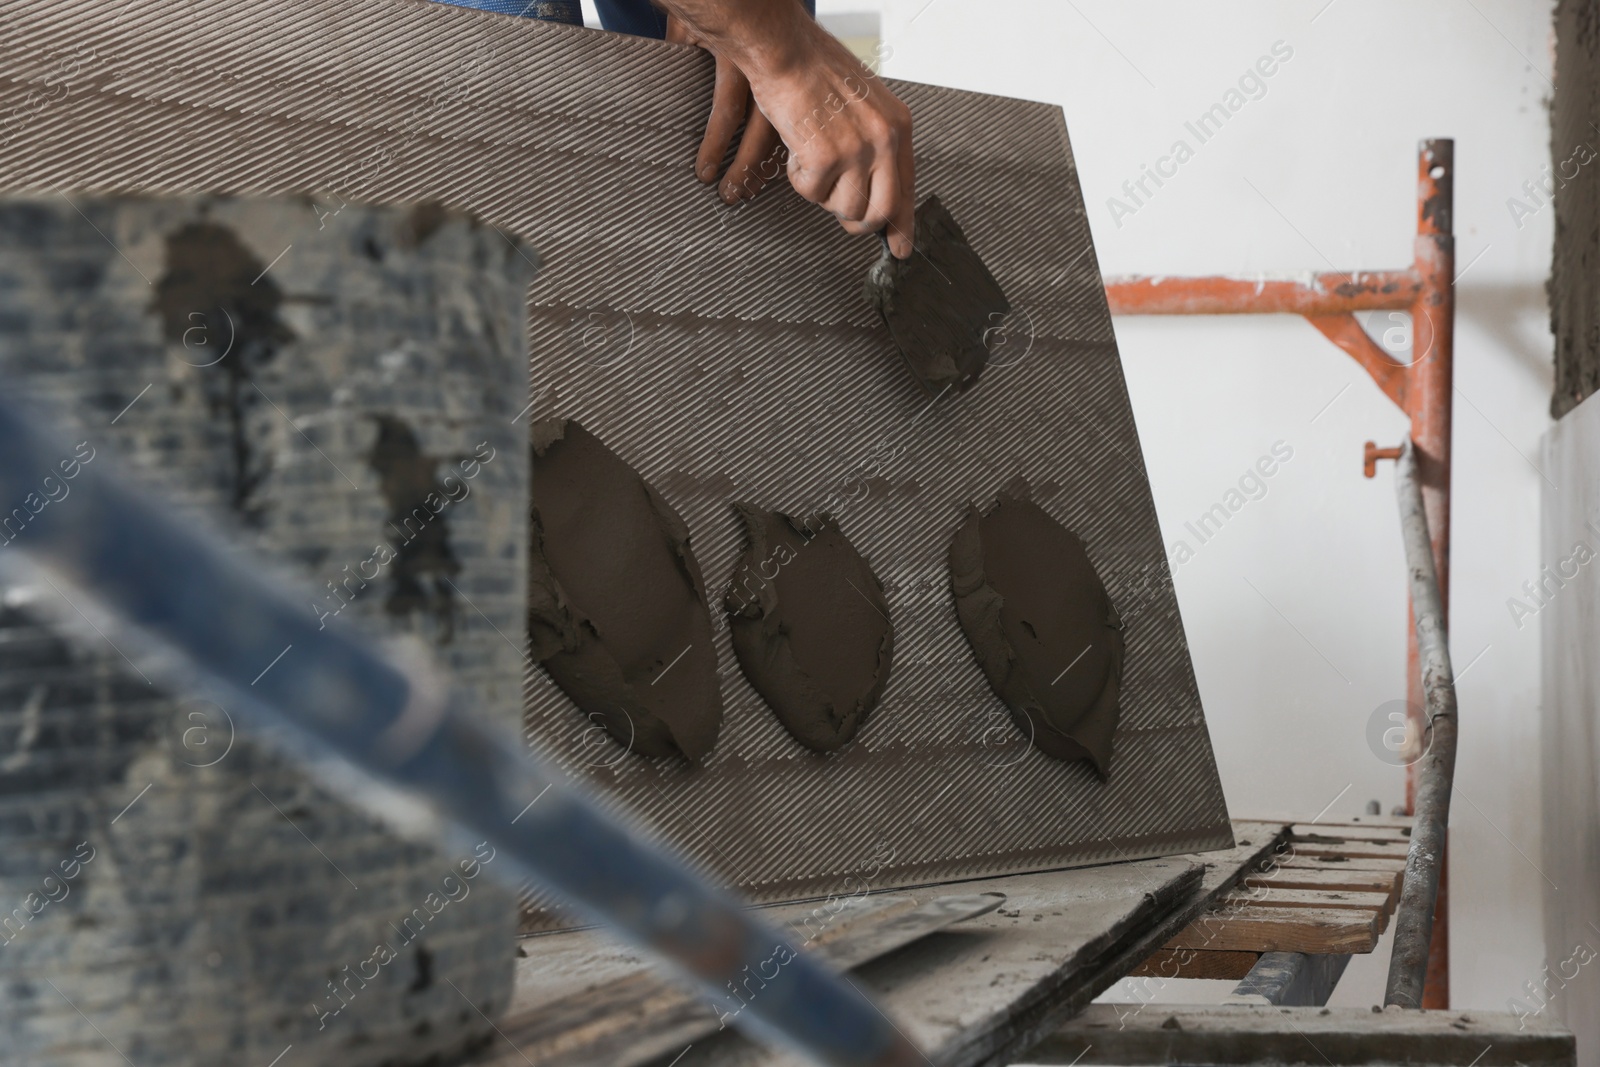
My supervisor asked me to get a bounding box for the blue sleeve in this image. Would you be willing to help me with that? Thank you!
[595,0,815,40]
[431,0,584,21]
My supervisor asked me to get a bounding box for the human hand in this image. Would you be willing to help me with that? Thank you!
[659,0,916,258]
[742,17,914,257]
[666,15,786,205]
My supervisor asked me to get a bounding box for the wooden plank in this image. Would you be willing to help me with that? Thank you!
[1218,889,1392,913]
[814,860,1208,1067]
[635,825,1295,1067]
[502,891,915,1020]
[1285,840,1412,861]
[1292,825,1408,838]
[1165,905,1381,954]
[1288,823,1411,843]
[488,823,1293,1067]
[1337,813,1415,828]
[1030,1005,1574,1067]
[1240,813,1415,830]
[1243,867,1402,896]
[489,893,1002,1067]
[1127,948,1259,980]
[1274,854,1407,873]
[497,858,1208,1067]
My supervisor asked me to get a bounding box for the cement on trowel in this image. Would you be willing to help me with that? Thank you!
[950,494,1124,775]
[529,420,722,761]
[724,506,893,752]
[864,195,1011,395]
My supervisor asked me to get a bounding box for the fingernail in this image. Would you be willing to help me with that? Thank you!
[698,164,716,181]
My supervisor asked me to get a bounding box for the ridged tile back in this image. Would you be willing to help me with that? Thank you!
[0,0,1231,931]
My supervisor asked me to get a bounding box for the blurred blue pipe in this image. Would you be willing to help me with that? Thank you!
[0,388,925,1067]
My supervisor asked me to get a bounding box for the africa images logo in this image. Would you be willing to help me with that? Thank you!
[1106,41,1295,229]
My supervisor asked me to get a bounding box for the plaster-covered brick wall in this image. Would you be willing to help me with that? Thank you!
[0,195,531,1066]
[1552,0,1600,416]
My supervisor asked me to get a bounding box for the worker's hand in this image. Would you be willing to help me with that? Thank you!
[659,0,916,258]
[666,15,786,205]
[755,27,914,258]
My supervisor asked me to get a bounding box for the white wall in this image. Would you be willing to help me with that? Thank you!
[1540,392,1600,1065]
[877,0,1556,1011]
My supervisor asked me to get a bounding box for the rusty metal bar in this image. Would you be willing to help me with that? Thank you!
[1306,312,1410,410]
[1409,139,1456,1007]
[1103,139,1457,1006]
[1104,270,1420,316]
[1384,439,1459,1009]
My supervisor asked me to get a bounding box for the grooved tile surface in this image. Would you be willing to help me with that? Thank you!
[0,0,1232,928]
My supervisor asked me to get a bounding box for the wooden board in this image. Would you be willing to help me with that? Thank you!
[1240,814,1416,830]
[479,822,1292,1067]
[671,823,1290,1067]
[1287,824,1410,843]
[1031,1005,1574,1066]
[1127,948,1260,980]
[1286,841,1412,861]
[630,859,1205,1067]
[488,895,1001,1067]
[1244,867,1402,895]
[502,892,914,1021]
[1274,855,1407,873]
[487,859,1204,1067]
[1217,889,1392,914]
[1009,821,1294,1013]
[1133,818,1407,977]
[1164,905,1381,954]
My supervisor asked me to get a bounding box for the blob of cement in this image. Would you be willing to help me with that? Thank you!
[528,420,722,761]
[724,506,893,752]
[949,494,1123,775]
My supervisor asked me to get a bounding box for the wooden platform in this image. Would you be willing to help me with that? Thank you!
[480,821,1291,1067]
[473,815,1572,1067]
[1128,817,1410,981]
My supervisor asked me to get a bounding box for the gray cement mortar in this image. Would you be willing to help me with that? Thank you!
[1553,0,1600,417]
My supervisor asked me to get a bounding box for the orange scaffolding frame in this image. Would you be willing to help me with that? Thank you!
[1103,139,1456,1007]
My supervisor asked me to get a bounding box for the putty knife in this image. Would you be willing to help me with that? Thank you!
[863,195,1011,395]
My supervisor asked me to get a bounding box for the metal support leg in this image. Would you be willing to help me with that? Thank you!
[1105,138,1458,1006]
[1229,952,1351,1006]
